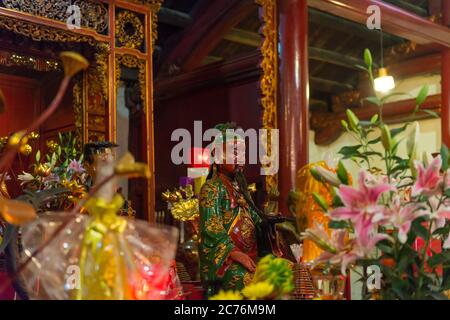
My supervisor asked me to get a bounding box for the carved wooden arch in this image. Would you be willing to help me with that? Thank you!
[0,0,164,221]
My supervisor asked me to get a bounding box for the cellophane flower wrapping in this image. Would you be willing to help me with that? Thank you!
[20,211,179,300]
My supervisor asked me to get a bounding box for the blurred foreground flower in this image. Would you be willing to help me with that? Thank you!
[0,197,36,225]
[210,290,243,300]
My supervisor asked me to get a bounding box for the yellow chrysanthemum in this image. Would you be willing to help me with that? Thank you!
[209,290,243,300]
[242,281,274,300]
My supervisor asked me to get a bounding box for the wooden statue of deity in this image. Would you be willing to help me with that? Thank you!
[198,123,263,297]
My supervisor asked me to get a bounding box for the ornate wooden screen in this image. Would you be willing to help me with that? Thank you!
[0,0,162,221]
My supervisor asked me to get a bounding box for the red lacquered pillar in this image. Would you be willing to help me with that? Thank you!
[277,0,309,214]
[442,1,450,147]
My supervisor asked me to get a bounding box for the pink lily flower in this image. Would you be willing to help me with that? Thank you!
[428,197,450,233]
[385,197,428,243]
[301,222,337,253]
[309,228,358,275]
[412,155,442,197]
[68,159,85,174]
[330,170,394,224]
[353,217,392,255]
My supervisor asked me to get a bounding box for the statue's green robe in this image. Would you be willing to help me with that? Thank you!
[199,173,261,296]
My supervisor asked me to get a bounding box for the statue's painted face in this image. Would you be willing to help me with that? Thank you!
[216,139,245,175]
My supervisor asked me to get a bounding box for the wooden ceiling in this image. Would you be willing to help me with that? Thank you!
[154,0,440,110]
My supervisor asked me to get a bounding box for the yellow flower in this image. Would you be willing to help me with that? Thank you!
[20,144,32,156]
[209,290,243,300]
[242,281,274,300]
[46,139,58,153]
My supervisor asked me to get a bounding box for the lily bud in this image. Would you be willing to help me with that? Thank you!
[381,124,393,152]
[407,121,420,158]
[346,109,359,132]
[313,165,341,187]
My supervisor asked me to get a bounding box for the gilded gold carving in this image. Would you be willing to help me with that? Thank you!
[115,54,146,107]
[0,51,60,72]
[88,131,106,142]
[73,77,83,146]
[386,41,417,59]
[123,0,163,45]
[255,0,278,195]
[115,10,144,50]
[332,90,362,112]
[88,115,106,131]
[0,15,97,45]
[2,0,108,34]
[86,45,110,142]
[94,43,110,99]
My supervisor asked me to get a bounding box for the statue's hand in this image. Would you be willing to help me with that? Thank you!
[230,250,256,272]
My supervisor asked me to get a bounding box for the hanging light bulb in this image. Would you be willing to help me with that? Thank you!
[374,27,395,94]
[374,67,395,93]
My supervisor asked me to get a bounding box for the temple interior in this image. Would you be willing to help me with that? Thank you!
[0,0,449,301]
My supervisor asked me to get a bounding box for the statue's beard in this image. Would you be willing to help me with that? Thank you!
[235,169,263,217]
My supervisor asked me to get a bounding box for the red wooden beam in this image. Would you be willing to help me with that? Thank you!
[441,0,450,146]
[277,0,309,215]
[308,0,450,48]
[161,0,255,72]
[155,52,261,100]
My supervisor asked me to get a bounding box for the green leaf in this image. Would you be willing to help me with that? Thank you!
[432,227,449,236]
[328,220,349,229]
[416,85,429,107]
[364,96,381,106]
[338,145,361,158]
[35,150,41,162]
[428,252,450,268]
[368,137,381,144]
[364,48,373,68]
[312,192,328,212]
[441,144,449,171]
[370,114,379,124]
[377,242,393,254]
[332,194,344,207]
[355,64,367,72]
[336,161,349,185]
[341,120,349,131]
[422,109,440,118]
[390,123,409,138]
[411,221,429,240]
